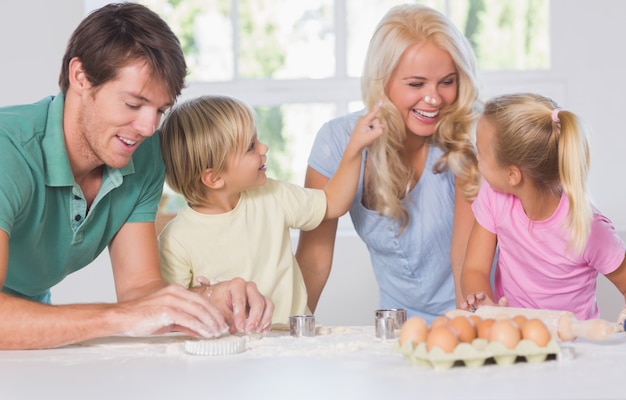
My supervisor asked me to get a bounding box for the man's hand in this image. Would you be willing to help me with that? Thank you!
[116,284,229,338]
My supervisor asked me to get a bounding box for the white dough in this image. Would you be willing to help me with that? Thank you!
[184,335,247,356]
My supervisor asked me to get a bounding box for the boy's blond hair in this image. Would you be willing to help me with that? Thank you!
[159,95,256,207]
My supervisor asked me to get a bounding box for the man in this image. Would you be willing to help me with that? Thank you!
[0,3,273,350]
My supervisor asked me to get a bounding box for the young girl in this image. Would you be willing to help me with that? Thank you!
[158,95,383,325]
[461,93,626,320]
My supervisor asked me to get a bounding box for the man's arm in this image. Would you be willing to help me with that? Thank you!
[0,221,267,350]
[0,230,126,349]
[108,221,273,336]
[108,220,166,301]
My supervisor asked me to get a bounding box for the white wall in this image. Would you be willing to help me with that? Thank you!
[549,0,626,233]
[3,0,626,324]
[550,0,626,321]
[0,1,83,107]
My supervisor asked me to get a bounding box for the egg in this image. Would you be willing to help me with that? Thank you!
[448,316,476,343]
[426,325,459,353]
[469,314,482,327]
[512,315,527,329]
[398,316,429,346]
[521,318,551,347]
[488,319,521,349]
[430,315,450,329]
[476,318,495,339]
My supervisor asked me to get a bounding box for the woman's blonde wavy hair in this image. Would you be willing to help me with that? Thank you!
[361,3,481,229]
[483,93,592,254]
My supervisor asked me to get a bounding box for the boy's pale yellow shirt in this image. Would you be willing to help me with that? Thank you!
[159,178,326,324]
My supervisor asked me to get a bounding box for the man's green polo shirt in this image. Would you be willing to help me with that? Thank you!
[0,94,165,302]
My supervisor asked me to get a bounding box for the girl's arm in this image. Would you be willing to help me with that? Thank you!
[450,178,475,308]
[605,254,626,297]
[460,220,499,310]
[604,253,626,324]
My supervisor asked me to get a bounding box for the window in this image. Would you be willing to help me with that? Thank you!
[139,0,549,213]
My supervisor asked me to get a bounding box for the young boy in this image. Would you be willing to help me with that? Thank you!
[158,95,384,324]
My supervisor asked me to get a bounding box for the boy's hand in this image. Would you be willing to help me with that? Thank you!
[347,101,385,154]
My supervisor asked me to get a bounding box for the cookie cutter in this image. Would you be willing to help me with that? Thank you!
[374,308,407,339]
[289,314,316,337]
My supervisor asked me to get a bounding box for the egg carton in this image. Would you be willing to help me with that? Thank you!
[396,338,561,370]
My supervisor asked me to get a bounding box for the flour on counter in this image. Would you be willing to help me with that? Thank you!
[71,326,396,359]
[241,326,394,358]
[75,333,189,348]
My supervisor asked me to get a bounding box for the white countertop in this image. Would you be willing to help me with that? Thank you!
[1,325,623,400]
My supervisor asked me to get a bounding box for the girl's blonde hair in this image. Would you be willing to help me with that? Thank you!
[483,93,592,253]
[159,95,256,207]
[361,3,481,228]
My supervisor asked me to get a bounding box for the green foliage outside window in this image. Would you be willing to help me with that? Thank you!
[143,0,549,186]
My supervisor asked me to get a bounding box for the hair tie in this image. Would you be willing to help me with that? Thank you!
[551,108,561,122]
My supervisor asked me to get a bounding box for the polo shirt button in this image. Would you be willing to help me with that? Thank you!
[74,215,82,221]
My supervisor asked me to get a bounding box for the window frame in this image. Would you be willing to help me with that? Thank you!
[86,0,562,231]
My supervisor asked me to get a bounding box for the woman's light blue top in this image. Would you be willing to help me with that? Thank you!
[308,111,457,322]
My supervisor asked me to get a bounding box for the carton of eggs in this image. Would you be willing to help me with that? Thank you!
[397,314,561,370]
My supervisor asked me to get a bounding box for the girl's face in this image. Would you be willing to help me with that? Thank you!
[387,41,458,139]
[476,116,510,192]
[223,133,268,192]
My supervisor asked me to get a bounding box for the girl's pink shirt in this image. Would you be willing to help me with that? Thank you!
[472,181,625,319]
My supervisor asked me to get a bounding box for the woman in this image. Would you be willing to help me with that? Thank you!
[295,4,481,322]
